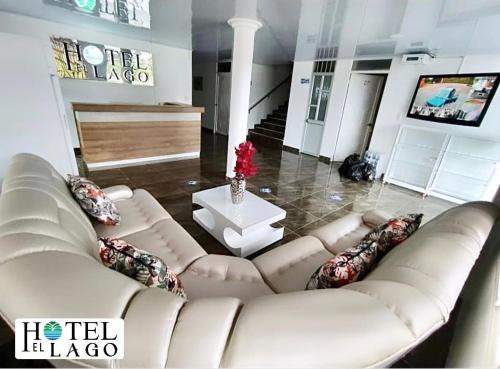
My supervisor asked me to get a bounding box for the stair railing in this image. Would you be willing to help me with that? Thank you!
[248,74,292,113]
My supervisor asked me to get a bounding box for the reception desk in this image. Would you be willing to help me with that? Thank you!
[73,103,204,170]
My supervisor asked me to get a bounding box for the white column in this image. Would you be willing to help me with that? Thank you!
[225,17,262,178]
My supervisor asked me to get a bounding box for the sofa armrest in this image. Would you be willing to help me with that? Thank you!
[103,185,133,202]
[362,209,393,228]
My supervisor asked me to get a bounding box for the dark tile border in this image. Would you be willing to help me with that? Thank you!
[283,145,299,154]
[319,155,331,164]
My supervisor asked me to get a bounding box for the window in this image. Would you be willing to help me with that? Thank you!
[307,74,332,122]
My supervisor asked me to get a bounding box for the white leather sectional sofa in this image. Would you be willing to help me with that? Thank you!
[0,153,498,368]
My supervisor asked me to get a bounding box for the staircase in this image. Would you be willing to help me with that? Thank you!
[248,101,288,149]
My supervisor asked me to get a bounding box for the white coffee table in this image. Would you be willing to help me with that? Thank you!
[192,185,286,257]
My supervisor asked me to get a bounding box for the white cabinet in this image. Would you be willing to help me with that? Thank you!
[385,125,500,203]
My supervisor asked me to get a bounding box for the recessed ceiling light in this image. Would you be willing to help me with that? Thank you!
[259,186,272,194]
[187,180,198,186]
[329,193,343,201]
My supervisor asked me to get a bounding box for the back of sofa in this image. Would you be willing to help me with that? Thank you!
[0,154,151,366]
[219,201,500,368]
[0,153,97,257]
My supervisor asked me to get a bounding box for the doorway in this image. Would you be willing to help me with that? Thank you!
[333,73,386,162]
[216,72,231,135]
[301,73,333,156]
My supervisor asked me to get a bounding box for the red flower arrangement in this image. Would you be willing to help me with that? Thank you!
[234,141,257,178]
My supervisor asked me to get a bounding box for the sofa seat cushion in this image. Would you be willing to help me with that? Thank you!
[253,236,333,293]
[94,189,206,274]
[94,189,172,239]
[221,289,416,368]
[118,219,206,275]
[99,238,186,298]
[309,212,374,254]
[179,255,274,302]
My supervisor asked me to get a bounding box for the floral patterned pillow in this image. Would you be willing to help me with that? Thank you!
[67,175,120,225]
[306,240,378,290]
[98,238,186,299]
[363,213,423,257]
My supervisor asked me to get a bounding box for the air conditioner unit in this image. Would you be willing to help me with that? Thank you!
[401,53,434,65]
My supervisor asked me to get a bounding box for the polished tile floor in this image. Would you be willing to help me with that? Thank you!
[87,131,455,257]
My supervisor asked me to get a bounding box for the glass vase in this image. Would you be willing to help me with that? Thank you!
[230,174,246,204]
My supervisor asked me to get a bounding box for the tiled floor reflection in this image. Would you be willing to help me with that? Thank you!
[87,131,455,256]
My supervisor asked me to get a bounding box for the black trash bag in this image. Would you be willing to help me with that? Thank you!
[362,162,376,182]
[339,154,360,177]
[339,154,364,181]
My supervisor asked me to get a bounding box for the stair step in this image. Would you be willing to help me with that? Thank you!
[248,131,284,148]
[260,122,285,132]
[273,111,287,118]
[253,126,285,139]
[262,119,285,127]
[266,116,286,124]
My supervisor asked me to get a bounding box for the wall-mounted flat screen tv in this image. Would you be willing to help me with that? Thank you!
[407,73,500,127]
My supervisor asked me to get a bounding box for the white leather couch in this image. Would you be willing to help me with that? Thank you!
[0,153,498,368]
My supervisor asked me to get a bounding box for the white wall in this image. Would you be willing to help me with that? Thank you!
[283,59,353,156]
[0,32,77,182]
[248,63,292,129]
[319,59,353,158]
[194,62,292,132]
[283,60,314,148]
[369,54,500,176]
[0,11,192,148]
[192,62,217,130]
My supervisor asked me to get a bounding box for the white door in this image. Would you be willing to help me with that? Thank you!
[302,74,332,156]
[334,74,386,161]
[216,72,231,135]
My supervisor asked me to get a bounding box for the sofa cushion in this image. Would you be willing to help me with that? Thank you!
[119,220,206,275]
[99,237,186,298]
[221,289,415,368]
[253,236,333,293]
[94,189,171,238]
[306,240,378,290]
[67,175,121,225]
[309,212,373,254]
[179,255,274,302]
[363,213,423,256]
[95,189,206,274]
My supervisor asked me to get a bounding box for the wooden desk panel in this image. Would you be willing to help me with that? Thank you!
[73,103,205,113]
[79,120,201,163]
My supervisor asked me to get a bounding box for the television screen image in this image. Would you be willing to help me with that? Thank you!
[407,73,500,127]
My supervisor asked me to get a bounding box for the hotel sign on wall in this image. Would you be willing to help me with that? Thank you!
[51,36,154,86]
[44,0,150,29]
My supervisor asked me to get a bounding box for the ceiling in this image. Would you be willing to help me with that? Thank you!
[192,0,500,64]
[1,0,500,64]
